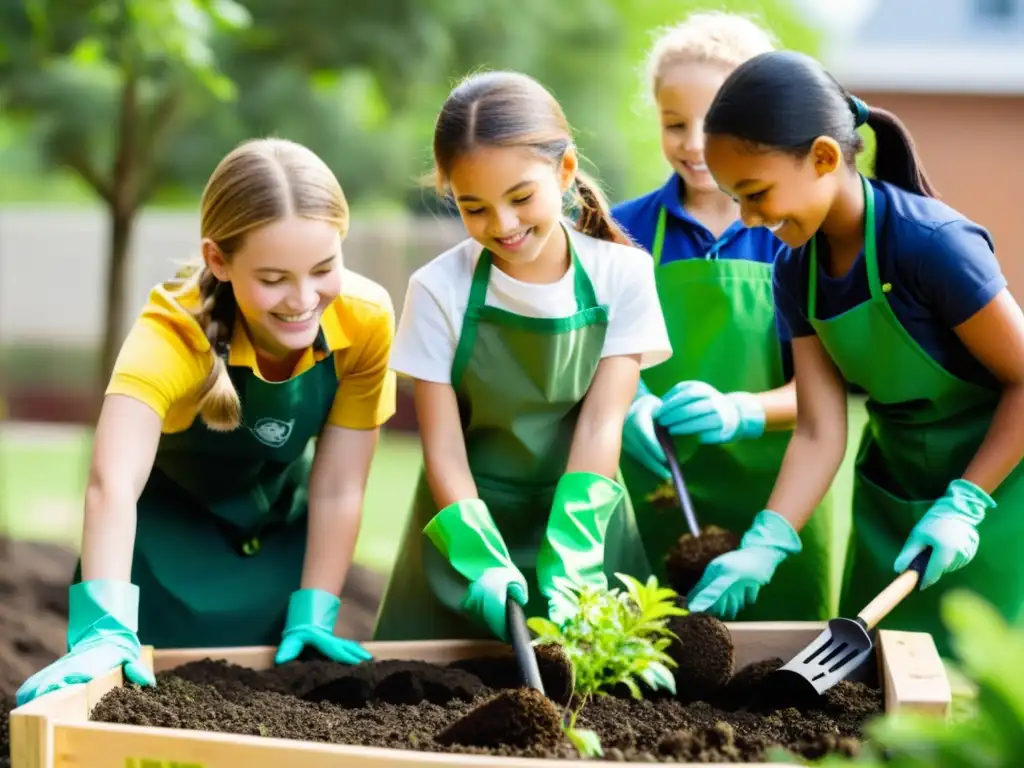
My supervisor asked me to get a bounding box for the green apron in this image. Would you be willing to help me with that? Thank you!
[815,175,1024,657]
[77,328,340,649]
[620,208,844,621]
[373,238,652,641]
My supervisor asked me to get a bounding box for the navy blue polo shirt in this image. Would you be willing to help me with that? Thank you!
[773,177,1005,389]
[613,173,793,379]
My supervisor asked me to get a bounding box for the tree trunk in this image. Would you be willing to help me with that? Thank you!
[93,48,141,417]
[96,206,135,410]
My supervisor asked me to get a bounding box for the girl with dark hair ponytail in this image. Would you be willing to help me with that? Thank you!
[693,49,1024,656]
[375,70,672,643]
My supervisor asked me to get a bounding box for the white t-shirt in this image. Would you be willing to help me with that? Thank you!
[390,226,673,384]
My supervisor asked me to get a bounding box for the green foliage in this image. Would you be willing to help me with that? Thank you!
[528,573,687,758]
[771,590,1024,767]
[0,0,826,209]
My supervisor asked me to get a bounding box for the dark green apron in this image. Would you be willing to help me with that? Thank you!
[80,328,339,649]
[620,207,845,621]
[813,175,1024,657]
[373,237,651,640]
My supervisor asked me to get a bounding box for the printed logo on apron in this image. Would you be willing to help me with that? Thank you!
[252,417,295,447]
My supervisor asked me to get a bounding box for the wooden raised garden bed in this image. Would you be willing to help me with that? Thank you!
[8,622,951,767]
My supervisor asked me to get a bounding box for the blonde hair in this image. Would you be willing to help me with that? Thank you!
[645,11,777,96]
[432,70,634,247]
[177,137,349,432]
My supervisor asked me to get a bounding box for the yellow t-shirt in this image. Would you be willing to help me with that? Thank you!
[106,271,397,433]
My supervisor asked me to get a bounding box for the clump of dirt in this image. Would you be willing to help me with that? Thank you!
[90,650,883,763]
[664,526,742,596]
[302,659,486,708]
[448,644,574,706]
[666,612,735,702]
[435,688,563,750]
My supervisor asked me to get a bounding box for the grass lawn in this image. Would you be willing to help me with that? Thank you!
[0,425,422,573]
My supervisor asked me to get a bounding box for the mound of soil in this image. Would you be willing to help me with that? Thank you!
[664,527,742,597]
[90,649,883,763]
[0,536,387,768]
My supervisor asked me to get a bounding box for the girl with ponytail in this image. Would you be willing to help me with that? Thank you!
[693,49,1024,656]
[18,137,397,705]
[374,71,671,642]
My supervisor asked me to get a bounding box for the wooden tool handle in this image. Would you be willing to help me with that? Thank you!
[857,547,932,630]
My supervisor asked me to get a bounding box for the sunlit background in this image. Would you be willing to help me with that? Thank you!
[1,0,1021,591]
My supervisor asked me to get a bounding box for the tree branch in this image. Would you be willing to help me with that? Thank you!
[63,149,114,205]
[136,86,183,204]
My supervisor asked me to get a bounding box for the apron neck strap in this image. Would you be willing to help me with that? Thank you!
[469,225,600,312]
[808,174,878,318]
[653,207,668,266]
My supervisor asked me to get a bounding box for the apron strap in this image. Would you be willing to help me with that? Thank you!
[808,174,878,319]
[653,205,745,266]
[451,249,494,389]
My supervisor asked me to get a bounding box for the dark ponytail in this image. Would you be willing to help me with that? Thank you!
[705,50,938,198]
[863,105,937,198]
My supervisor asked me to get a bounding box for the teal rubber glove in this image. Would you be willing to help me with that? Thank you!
[16,580,156,706]
[894,478,994,589]
[623,384,671,480]
[655,381,765,444]
[424,499,528,641]
[537,471,625,625]
[687,510,801,619]
[274,588,372,665]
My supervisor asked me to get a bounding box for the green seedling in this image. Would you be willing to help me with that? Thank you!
[527,573,687,757]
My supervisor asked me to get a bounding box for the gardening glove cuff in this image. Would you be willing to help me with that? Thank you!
[537,472,624,624]
[623,394,671,479]
[893,478,995,589]
[275,589,372,666]
[424,498,518,581]
[727,391,767,441]
[686,510,801,619]
[16,580,155,706]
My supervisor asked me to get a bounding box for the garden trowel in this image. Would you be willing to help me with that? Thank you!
[773,547,933,698]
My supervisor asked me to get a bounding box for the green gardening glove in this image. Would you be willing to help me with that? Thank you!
[894,478,994,589]
[16,580,156,706]
[274,588,372,665]
[537,472,626,625]
[687,510,802,619]
[424,499,528,641]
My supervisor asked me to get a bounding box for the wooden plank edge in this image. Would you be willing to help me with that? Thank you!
[877,629,951,719]
[55,720,806,768]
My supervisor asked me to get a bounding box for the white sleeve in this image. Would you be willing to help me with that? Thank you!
[601,252,673,369]
[389,276,458,384]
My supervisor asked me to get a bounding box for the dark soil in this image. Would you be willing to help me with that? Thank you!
[0,536,387,768]
[664,527,742,596]
[90,649,883,763]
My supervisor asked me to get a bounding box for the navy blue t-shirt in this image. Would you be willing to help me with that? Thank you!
[772,178,1005,388]
[613,173,793,379]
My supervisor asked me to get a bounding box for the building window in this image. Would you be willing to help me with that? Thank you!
[976,0,1017,18]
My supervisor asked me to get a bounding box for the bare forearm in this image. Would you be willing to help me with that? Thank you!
[80,483,137,582]
[962,383,1024,493]
[566,413,625,478]
[756,380,798,432]
[765,422,846,531]
[300,492,363,595]
[424,450,479,508]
